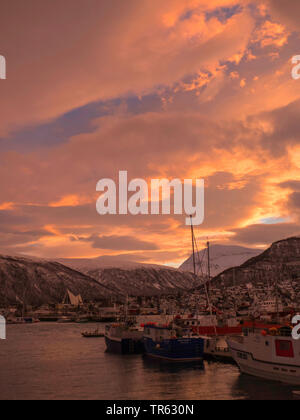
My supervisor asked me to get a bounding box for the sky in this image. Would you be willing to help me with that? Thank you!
[1,0,300,266]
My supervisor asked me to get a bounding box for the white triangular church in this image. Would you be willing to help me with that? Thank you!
[63,290,83,306]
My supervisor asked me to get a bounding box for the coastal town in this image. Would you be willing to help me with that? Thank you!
[1,238,300,327]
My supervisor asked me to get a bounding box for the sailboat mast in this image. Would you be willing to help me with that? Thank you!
[275,272,280,323]
[207,240,211,280]
[205,240,213,317]
[22,286,27,318]
[190,216,196,276]
[125,294,129,321]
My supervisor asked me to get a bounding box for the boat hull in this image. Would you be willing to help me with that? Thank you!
[228,337,300,385]
[82,333,104,338]
[105,335,144,355]
[143,337,204,362]
[238,361,300,385]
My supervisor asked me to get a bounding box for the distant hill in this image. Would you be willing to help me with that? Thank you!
[0,254,202,306]
[212,237,300,287]
[0,255,118,306]
[76,266,200,297]
[55,256,200,297]
[56,256,171,272]
[180,244,261,277]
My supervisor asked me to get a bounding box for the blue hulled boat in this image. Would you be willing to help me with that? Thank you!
[143,324,204,362]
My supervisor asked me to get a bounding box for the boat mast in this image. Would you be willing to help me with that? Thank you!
[125,294,129,322]
[275,271,280,323]
[206,240,213,316]
[207,240,211,281]
[22,286,28,318]
[190,215,196,276]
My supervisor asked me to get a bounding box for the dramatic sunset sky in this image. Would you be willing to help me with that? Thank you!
[1,0,300,266]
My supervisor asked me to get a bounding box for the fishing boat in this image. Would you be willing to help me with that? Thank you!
[7,317,26,325]
[76,318,89,324]
[293,391,300,399]
[82,328,104,338]
[57,316,73,323]
[105,322,144,354]
[104,294,144,354]
[143,323,204,362]
[23,317,40,323]
[203,336,233,362]
[227,325,300,385]
[141,217,204,362]
[186,224,237,337]
[177,313,243,337]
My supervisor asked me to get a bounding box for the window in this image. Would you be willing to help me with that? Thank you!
[275,340,294,358]
[237,351,248,360]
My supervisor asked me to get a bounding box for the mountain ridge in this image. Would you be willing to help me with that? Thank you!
[84,266,199,297]
[180,244,262,277]
[0,254,119,307]
[55,255,174,272]
[212,237,300,287]
[0,254,199,305]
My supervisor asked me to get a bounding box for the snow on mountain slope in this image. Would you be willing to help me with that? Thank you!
[179,244,262,277]
[213,237,300,287]
[0,253,201,306]
[84,267,200,296]
[55,256,172,272]
[0,254,118,306]
[54,257,200,297]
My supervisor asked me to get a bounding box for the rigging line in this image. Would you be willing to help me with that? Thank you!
[195,243,205,277]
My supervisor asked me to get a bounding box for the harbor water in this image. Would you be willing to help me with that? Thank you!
[0,323,297,400]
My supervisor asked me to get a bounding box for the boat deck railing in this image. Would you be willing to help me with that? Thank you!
[244,327,293,338]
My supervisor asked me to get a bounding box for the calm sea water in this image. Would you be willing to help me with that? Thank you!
[0,323,296,400]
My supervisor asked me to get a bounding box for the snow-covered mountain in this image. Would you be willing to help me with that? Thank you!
[179,244,262,277]
[82,266,200,297]
[0,254,119,306]
[55,256,170,272]
[213,237,300,287]
[0,254,201,306]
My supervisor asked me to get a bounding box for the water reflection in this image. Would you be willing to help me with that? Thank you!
[0,323,295,400]
[142,355,205,373]
[232,373,295,401]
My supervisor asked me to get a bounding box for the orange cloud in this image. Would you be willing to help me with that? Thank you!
[1,1,300,263]
[49,195,90,208]
[0,1,254,136]
[254,20,290,48]
[0,202,15,210]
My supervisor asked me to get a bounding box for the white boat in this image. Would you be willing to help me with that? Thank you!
[227,326,300,385]
[7,317,26,325]
[57,317,73,323]
[203,336,233,362]
[293,391,300,399]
